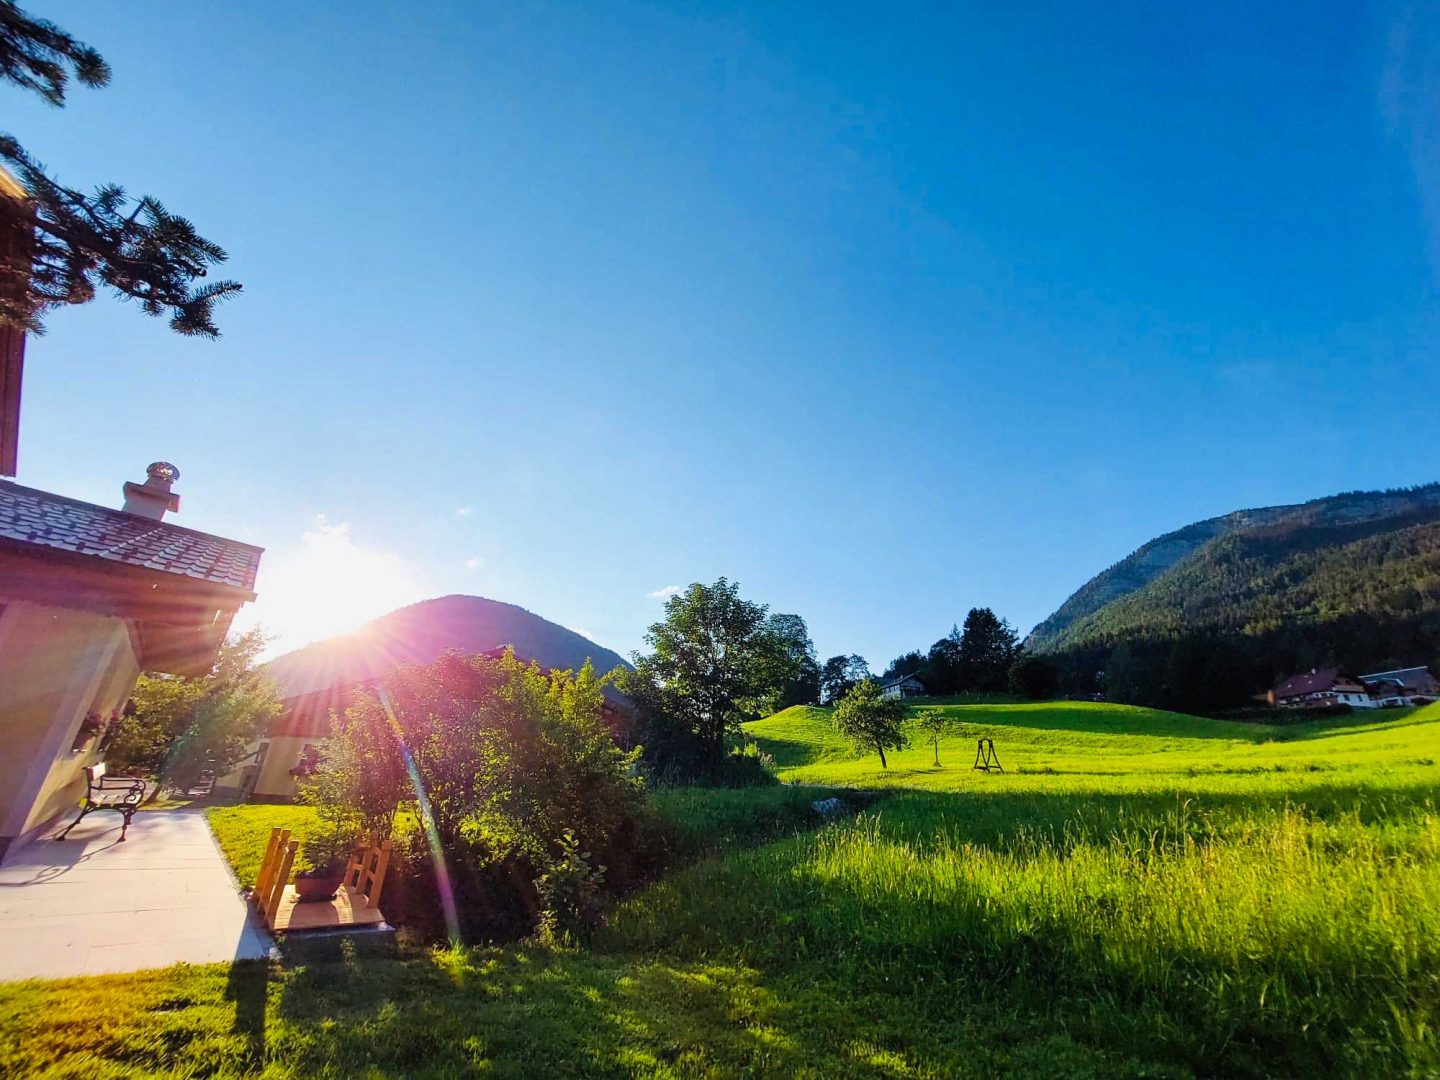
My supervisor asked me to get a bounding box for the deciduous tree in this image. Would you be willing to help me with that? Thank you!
[106,628,280,791]
[622,579,796,778]
[832,678,908,768]
[917,708,946,766]
[820,654,870,705]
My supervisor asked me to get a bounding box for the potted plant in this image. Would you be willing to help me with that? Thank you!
[293,829,350,903]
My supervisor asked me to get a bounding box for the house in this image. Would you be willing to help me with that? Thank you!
[0,464,262,861]
[1359,667,1438,706]
[879,673,926,700]
[1270,668,1375,710]
[220,677,372,802]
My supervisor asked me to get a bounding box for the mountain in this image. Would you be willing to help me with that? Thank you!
[1029,484,1440,658]
[264,594,631,699]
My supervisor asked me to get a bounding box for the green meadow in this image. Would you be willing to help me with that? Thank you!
[2,701,1437,1076]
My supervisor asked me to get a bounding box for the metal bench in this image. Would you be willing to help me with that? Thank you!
[56,762,147,842]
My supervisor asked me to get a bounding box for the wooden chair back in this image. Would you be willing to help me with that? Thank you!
[253,827,299,930]
[86,762,106,784]
[344,836,393,910]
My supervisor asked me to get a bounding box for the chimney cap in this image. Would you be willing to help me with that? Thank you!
[122,460,181,519]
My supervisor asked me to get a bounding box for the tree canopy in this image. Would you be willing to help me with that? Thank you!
[622,579,803,779]
[820,654,870,705]
[832,678,908,768]
[104,627,280,791]
[0,2,238,335]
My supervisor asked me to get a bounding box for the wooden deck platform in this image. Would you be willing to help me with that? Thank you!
[268,883,387,933]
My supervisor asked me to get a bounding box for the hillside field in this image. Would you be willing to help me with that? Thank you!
[2,700,1436,1076]
[745,698,1439,796]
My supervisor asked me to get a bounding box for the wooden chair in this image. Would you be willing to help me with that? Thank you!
[252,827,300,930]
[251,828,393,933]
[344,836,393,912]
[57,763,147,842]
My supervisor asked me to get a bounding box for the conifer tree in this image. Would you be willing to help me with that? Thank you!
[0,2,239,335]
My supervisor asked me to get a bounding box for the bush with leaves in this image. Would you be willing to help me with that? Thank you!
[536,830,606,946]
[306,649,645,942]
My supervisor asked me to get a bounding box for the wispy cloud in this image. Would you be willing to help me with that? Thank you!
[454,506,474,517]
[1381,2,1440,279]
[647,584,683,599]
[566,625,597,641]
[464,557,482,570]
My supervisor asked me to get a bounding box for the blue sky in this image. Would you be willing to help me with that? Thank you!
[8,1,1439,665]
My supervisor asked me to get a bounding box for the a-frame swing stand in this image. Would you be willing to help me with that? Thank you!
[973,737,1003,773]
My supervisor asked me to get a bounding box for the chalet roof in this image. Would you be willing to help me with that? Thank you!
[880,672,924,687]
[1359,667,1436,691]
[0,479,262,594]
[1273,668,1363,698]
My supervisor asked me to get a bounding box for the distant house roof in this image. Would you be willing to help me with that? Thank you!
[1359,667,1437,692]
[881,673,924,688]
[0,480,262,595]
[1273,668,1365,699]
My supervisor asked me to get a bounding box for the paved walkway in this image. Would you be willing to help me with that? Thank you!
[0,810,273,981]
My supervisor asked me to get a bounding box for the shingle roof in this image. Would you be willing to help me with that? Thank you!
[1274,668,1349,698]
[0,479,262,594]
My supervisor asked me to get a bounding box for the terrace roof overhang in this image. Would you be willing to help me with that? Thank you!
[0,539,255,677]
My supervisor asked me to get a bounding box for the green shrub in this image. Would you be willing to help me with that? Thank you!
[305,649,646,944]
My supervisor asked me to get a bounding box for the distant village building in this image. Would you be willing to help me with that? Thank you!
[1270,669,1374,710]
[879,673,926,700]
[1271,665,1439,710]
[1358,667,1439,706]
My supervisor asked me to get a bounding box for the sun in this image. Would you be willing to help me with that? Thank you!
[237,517,428,654]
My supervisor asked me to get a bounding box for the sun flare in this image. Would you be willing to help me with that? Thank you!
[237,517,427,654]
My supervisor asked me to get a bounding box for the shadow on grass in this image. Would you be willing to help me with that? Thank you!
[860,778,1440,850]
[224,959,268,1066]
[263,941,1124,1076]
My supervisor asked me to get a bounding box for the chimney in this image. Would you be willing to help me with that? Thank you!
[122,461,181,520]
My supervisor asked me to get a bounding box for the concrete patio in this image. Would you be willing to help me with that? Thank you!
[0,810,272,981]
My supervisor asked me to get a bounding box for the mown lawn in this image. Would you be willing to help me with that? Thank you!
[206,803,322,884]
[2,701,1436,1077]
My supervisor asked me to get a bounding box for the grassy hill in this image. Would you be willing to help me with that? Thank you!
[745,699,1440,795]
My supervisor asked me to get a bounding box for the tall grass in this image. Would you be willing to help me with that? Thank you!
[606,783,1440,1074]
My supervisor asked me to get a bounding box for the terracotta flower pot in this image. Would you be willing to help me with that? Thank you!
[293,871,344,903]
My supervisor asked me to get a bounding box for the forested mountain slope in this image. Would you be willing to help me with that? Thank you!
[1030,485,1440,656]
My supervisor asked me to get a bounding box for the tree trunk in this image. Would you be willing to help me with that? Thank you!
[933,739,940,767]
[877,745,887,769]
